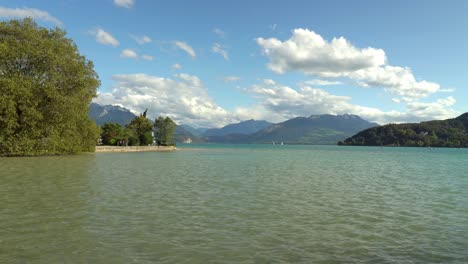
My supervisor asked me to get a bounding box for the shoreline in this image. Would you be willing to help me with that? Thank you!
[95,146,176,153]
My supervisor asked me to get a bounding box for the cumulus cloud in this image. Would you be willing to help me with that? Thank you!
[114,0,134,8]
[257,28,386,76]
[95,73,236,127]
[131,35,152,44]
[91,28,119,47]
[174,41,196,58]
[257,28,447,101]
[223,76,241,83]
[95,72,459,127]
[212,43,229,60]
[0,7,63,25]
[120,49,138,59]
[350,66,440,100]
[141,54,154,61]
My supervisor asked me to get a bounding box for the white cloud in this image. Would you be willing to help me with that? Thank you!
[238,80,459,125]
[174,41,196,58]
[213,28,226,38]
[212,43,229,60]
[0,7,63,26]
[405,96,457,121]
[131,35,152,44]
[223,76,241,83]
[172,63,182,71]
[439,88,456,93]
[141,55,154,61]
[114,0,134,8]
[120,49,138,59]
[91,28,119,47]
[95,73,459,127]
[350,66,440,100]
[257,28,386,76]
[95,73,236,127]
[304,79,342,86]
[257,28,448,101]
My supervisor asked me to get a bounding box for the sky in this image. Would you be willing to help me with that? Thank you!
[1,0,467,128]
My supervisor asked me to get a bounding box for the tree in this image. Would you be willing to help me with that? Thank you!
[154,116,176,146]
[126,112,153,146]
[101,123,126,145]
[0,19,100,156]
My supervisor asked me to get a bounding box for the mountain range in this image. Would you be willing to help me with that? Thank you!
[89,103,136,126]
[203,114,378,144]
[88,103,379,145]
[202,120,273,137]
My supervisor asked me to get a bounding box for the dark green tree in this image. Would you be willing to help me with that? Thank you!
[101,123,128,145]
[154,116,176,146]
[126,112,153,146]
[0,19,100,156]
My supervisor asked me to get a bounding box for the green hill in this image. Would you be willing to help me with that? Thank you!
[205,114,378,145]
[249,114,378,144]
[339,113,468,147]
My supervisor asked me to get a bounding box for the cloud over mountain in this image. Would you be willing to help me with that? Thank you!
[95,73,234,127]
[236,79,458,125]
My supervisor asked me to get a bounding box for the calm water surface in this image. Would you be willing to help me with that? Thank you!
[1,145,467,263]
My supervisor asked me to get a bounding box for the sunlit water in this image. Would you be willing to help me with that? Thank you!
[1,145,467,263]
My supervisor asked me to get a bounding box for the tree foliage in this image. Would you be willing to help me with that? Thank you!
[339,113,468,148]
[154,116,176,146]
[126,113,153,146]
[100,123,132,146]
[0,19,100,156]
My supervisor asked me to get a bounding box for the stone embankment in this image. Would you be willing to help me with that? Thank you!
[95,146,176,153]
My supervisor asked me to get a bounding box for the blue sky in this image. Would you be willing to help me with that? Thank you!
[1,0,467,127]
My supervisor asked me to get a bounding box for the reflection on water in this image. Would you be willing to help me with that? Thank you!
[1,146,468,263]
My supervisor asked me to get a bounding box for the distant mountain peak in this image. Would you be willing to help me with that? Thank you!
[89,103,136,126]
[202,119,273,137]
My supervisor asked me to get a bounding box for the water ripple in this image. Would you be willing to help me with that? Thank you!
[1,146,467,263]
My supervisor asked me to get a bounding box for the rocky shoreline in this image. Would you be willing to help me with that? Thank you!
[95,146,176,153]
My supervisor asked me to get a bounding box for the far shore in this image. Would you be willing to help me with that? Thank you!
[95,145,176,153]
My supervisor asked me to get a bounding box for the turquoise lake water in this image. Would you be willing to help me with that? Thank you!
[1,144,467,263]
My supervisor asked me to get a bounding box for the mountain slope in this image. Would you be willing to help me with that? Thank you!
[174,125,205,143]
[339,113,468,147]
[89,103,136,126]
[249,114,378,144]
[202,119,273,137]
[179,124,209,136]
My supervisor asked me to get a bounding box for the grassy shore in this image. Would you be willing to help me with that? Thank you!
[95,146,176,153]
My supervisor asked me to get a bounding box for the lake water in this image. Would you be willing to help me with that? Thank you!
[1,145,467,263]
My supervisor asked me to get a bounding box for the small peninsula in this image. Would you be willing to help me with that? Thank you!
[339,113,468,148]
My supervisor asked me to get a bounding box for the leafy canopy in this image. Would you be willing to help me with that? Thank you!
[126,112,154,146]
[0,19,100,156]
[154,116,176,146]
